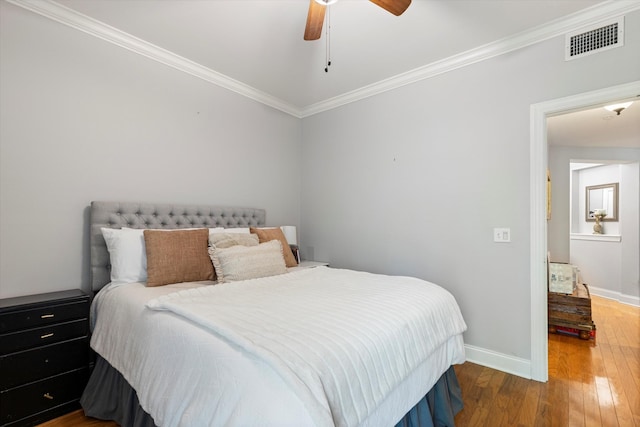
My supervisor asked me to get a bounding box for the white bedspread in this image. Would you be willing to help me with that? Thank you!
[146,267,467,427]
[90,267,466,427]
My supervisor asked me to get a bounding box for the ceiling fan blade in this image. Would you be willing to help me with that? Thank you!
[369,0,411,16]
[304,0,326,41]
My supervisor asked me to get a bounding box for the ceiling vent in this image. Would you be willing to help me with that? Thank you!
[565,17,624,61]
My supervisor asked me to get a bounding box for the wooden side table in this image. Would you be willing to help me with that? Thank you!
[548,282,595,340]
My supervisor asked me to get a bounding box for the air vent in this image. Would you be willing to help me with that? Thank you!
[565,17,624,61]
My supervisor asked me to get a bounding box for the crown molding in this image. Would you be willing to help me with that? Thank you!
[8,0,640,119]
[300,1,640,117]
[6,0,304,118]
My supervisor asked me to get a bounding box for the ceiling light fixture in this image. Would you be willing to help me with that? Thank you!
[604,101,633,115]
[314,0,338,5]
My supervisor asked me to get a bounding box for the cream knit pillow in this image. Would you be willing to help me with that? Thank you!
[208,240,287,283]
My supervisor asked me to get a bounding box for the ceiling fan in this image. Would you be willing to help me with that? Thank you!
[304,0,412,41]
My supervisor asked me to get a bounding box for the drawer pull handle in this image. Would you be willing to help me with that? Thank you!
[41,333,54,339]
[43,393,54,400]
[41,314,55,319]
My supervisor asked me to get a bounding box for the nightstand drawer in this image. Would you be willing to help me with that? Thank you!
[0,319,89,354]
[0,337,89,389]
[0,301,88,334]
[0,367,89,425]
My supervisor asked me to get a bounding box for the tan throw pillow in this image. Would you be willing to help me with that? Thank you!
[208,240,287,283]
[209,233,259,249]
[250,227,298,267]
[144,228,214,286]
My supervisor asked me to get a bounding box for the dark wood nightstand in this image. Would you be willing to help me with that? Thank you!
[0,290,91,427]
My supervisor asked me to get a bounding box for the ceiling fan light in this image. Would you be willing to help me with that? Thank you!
[604,101,633,115]
[314,0,338,5]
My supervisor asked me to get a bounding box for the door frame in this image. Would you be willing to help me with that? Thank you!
[529,80,640,382]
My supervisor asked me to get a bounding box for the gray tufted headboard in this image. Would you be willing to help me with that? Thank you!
[90,201,266,292]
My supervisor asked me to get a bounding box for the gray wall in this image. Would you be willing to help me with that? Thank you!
[549,148,640,262]
[300,10,640,362]
[1,0,639,372]
[0,3,302,298]
[549,147,640,303]
[620,162,640,301]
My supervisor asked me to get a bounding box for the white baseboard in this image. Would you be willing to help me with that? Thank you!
[588,285,640,307]
[464,287,639,382]
[464,344,532,380]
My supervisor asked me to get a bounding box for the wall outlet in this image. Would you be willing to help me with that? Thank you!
[494,228,511,242]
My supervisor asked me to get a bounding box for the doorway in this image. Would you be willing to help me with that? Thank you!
[529,80,640,382]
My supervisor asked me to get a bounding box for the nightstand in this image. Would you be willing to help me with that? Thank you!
[298,260,330,268]
[0,290,91,427]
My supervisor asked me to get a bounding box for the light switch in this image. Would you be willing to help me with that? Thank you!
[494,228,511,243]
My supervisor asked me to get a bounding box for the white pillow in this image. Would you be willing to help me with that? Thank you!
[208,240,287,283]
[209,227,251,234]
[101,228,147,284]
[209,233,259,249]
[102,227,227,284]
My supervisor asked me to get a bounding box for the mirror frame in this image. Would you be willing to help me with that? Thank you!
[585,182,619,222]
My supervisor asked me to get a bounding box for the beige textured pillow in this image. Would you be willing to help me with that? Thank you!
[144,228,214,286]
[209,233,259,249]
[250,227,298,267]
[208,240,287,283]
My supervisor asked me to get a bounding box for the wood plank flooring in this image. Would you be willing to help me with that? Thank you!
[454,296,639,427]
[38,295,639,427]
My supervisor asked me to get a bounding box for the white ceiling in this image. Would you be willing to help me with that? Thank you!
[53,0,610,107]
[15,0,640,147]
[547,100,640,148]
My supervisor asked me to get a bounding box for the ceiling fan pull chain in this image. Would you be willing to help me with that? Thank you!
[325,6,331,72]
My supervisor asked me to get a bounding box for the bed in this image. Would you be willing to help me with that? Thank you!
[81,201,467,427]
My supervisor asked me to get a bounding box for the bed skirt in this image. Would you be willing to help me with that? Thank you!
[81,355,463,427]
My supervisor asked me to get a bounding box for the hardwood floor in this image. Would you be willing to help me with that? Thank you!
[38,295,639,427]
[454,296,640,427]
[36,411,118,427]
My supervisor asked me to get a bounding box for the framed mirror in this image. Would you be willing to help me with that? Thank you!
[585,183,618,221]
